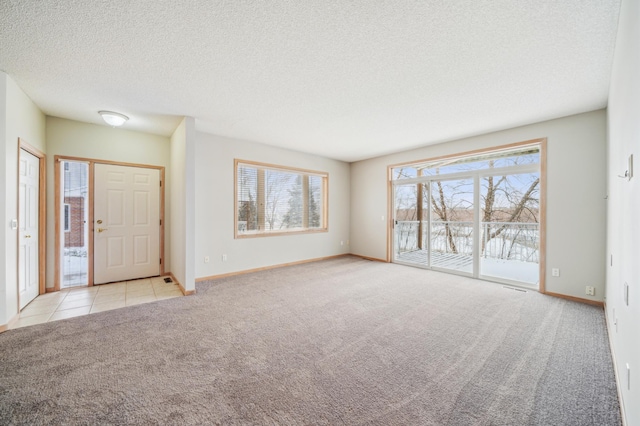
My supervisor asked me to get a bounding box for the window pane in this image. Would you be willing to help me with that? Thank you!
[237,166,258,233]
[480,172,540,284]
[392,146,539,180]
[266,170,298,230]
[308,175,323,228]
[236,161,328,236]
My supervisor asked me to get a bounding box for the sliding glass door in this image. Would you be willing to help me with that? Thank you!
[429,177,474,274]
[391,144,542,289]
[479,172,540,285]
[393,177,475,275]
[393,183,428,266]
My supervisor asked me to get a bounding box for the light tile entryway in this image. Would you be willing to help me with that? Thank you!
[11,276,183,329]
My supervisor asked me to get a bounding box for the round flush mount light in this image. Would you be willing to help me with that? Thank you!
[99,110,129,127]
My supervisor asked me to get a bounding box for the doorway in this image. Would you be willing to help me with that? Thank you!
[55,157,164,289]
[93,163,161,284]
[18,140,46,309]
[391,141,544,289]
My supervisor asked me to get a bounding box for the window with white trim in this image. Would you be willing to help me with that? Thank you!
[236,160,328,237]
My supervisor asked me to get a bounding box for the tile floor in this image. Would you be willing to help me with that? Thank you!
[10,276,183,329]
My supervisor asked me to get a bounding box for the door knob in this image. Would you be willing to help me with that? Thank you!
[97,228,108,233]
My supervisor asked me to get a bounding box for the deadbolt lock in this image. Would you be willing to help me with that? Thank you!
[97,220,103,224]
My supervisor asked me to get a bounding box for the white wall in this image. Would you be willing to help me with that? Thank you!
[45,117,171,288]
[169,117,196,292]
[195,132,351,279]
[351,110,607,301]
[606,0,639,423]
[0,72,46,327]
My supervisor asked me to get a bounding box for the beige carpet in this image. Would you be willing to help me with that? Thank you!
[0,256,621,425]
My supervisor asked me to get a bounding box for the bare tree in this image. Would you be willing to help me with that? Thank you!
[263,171,293,230]
[394,155,540,261]
[429,178,473,254]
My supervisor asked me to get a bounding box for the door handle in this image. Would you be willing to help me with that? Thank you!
[25,235,31,238]
[97,228,108,233]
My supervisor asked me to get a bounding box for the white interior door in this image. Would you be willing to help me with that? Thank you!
[19,149,40,309]
[94,164,161,284]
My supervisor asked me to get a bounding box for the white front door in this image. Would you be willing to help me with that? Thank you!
[19,149,40,309]
[94,164,161,284]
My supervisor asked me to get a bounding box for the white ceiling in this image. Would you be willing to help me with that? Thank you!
[0,1,621,162]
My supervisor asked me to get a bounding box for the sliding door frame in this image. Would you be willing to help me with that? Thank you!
[387,138,547,292]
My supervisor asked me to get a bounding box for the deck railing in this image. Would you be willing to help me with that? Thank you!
[395,220,539,263]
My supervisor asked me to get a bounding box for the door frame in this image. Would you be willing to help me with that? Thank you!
[387,138,547,292]
[17,139,46,308]
[54,156,165,290]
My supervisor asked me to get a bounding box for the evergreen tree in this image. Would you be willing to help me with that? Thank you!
[309,181,321,228]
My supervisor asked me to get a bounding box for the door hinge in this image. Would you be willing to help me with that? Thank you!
[159,180,162,187]
[160,258,162,264]
[160,219,162,226]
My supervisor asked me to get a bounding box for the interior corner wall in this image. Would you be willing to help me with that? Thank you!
[194,132,351,279]
[1,72,46,327]
[0,73,9,327]
[45,117,171,288]
[169,116,196,292]
[605,0,639,423]
[351,110,607,301]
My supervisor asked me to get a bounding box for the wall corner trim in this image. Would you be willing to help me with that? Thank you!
[0,314,21,333]
[169,272,195,296]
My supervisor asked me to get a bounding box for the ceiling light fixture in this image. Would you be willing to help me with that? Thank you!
[99,110,129,127]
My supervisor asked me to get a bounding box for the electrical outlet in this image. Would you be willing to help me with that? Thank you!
[552,268,560,277]
[340,241,344,246]
[204,256,210,263]
[586,286,595,296]
[222,254,227,262]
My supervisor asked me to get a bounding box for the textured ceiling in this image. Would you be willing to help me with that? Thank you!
[0,1,621,162]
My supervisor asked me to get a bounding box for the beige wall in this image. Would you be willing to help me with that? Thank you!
[169,117,196,292]
[606,0,639,423]
[44,117,171,288]
[0,72,46,326]
[194,132,351,279]
[351,110,607,301]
